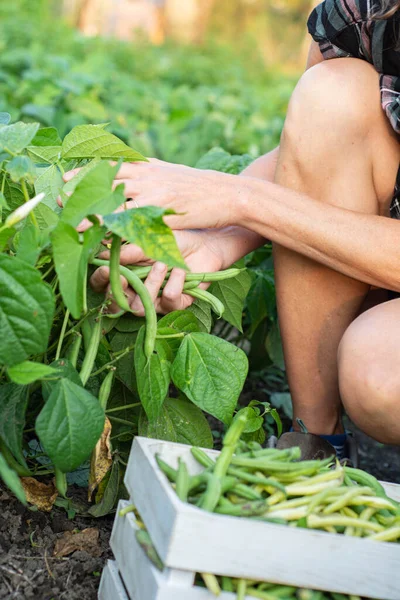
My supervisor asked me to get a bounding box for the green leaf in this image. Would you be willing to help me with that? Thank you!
[0,453,26,504]
[61,161,124,228]
[265,321,285,370]
[138,405,177,442]
[3,178,24,214]
[110,332,136,392]
[196,147,253,175]
[15,222,41,266]
[270,392,293,420]
[166,397,213,447]
[31,127,62,147]
[0,254,55,367]
[103,207,186,269]
[115,314,145,333]
[236,406,264,433]
[35,164,63,211]
[0,227,13,252]
[0,383,29,466]
[0,122,39,154]
[138,398,213,448]
[7,361,59,385]
[33,203,59,231]
[27,146,62,164]
[0,113,11,125]
[51,222,106,318]
[157,311,200,359]
[42,359,82,402]
[186,298,212,333]
[134,326,170,421]
[246,273,275,336]
[157,310,200,333]
[62,159,101,195]
[171,333,248,424]
[36,379,105,473]
[61,124,147,161]
[0,192,9,211]
[6,156,36,184]
[88,459,120,517]
[209,268,252,332]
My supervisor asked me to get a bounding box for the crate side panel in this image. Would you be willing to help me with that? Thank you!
[98,560,130,600]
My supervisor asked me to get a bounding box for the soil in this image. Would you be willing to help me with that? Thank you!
[0,486,114,600]
[0,427,398,599]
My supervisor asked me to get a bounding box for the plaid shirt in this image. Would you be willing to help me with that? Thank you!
[308,0,400,217]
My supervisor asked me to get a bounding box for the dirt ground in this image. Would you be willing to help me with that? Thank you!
[0,427,399,600]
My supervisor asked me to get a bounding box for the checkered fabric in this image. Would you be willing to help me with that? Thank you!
[307,0,400,218]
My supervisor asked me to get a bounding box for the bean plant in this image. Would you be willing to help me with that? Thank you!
[0,114,280,514]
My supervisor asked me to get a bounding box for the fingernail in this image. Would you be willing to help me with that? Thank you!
[63,172,74,182]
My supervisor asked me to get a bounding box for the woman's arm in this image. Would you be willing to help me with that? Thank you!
[205,148,280,269]
[236,177,400,292]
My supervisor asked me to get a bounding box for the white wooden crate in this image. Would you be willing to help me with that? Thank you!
[124,437,400,600]
[98,560,130,600]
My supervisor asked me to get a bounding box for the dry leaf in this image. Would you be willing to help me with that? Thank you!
[88,416,112,501]
[53,527,101,557]
[21,477,58,512]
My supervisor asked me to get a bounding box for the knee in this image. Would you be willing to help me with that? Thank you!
[281,59,380,152]
[338,317,400,443]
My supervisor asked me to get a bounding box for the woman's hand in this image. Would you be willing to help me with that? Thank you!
[90,229,224,315]
[64,159,247,230]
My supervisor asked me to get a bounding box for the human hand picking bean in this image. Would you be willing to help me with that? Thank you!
[63,158,248,231]
[90,229,225,315]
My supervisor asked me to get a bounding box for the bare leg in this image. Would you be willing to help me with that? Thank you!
[273,58,400,435]
[339,299,400,444]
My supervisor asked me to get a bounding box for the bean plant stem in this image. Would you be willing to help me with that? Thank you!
[105,402,141,414]
[89,345,135,378]
[20,179,39,229]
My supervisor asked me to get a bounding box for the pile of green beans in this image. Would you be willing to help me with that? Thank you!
[156,415,400,541]
[91,243,244,359]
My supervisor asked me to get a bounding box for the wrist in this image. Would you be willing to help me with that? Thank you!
[232,174,259,228]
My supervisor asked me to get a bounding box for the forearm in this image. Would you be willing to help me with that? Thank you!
[238,178,400,291]
[205,148,279,268]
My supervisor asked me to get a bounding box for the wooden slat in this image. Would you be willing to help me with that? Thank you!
[98,560,130,600]
[111,500,195,600]
[124,437,400,600]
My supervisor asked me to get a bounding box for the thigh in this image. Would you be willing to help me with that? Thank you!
[338,299,400,443]
[340,298,400,378]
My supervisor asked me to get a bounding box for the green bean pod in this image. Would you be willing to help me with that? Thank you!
[226,466,287,495]
[120,265,157,358]
[156,454,178,482]
[109,237,131,312]
[66,332,82,369]
[191,447,215,469]
[79,316,102,386]
[135,529,164,571]
[215,498,268,517]
[236,579,247,600]
[98,369,115,410]
[183,287,225,318]
[200,414,248,511]
[176,458,190,502]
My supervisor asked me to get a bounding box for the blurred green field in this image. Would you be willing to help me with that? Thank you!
[0,3,296,166]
